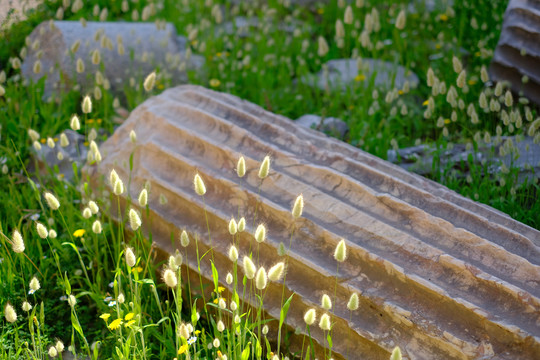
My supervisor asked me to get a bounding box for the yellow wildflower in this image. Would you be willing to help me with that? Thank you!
[209,79,221,88]
[217,286,225,293]
[108,318,123,330]
[435,43,442,49]
[439,14,448,21]
[194,330,201,335]
[124,320,136,327]
[99,313,111,322]
[317,8,324,14]
[213,297,225,304]
[398,90,404,95]
[468,79,477,86]
[444,119,451,124]
[87,119,94,124]
[124,312,135,321]
[178,344,188,355]
[354,74,366,82]
[73,229,86,237]
[422,100,429,106]
[40,138,46,143]
[132,266,143,273]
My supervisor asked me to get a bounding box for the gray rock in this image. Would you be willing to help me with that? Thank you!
[21,21,204,97]
[388,136,540,183]
[30,130,88,182]
[216,16,304,37]
[296,114,349,138]
[308,58,419,92]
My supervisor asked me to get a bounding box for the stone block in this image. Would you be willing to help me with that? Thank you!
[491,0,540,105]
[21,21,204,97]
[87,85,540,359]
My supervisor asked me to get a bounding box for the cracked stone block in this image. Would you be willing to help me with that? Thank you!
[21,21,204,97]
[491,0,540,105]
[87,85,540,360]
[296,114,349,138]
[306,58,419,93]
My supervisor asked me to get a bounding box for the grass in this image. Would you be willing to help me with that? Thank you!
[0,0,538,359]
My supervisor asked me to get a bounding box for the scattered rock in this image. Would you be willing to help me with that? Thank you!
[30,130,88,182]
[387,136,540,183]
[88,84,540,360]
[21,21,204,97]
[491,0,540,105]
[216,16,302,37]
[296,114,349,138]
[307,58,419,92]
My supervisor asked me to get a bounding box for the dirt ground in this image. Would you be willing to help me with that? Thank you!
[0,0,40,28]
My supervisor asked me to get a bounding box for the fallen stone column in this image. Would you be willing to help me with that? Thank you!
[87,85,540,359]
[491,0,540,105]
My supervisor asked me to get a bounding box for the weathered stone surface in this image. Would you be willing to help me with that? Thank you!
[21,21,204,97]
[296,114,349,138]
[307,58,419,92]
[88,85,540,359]
[491,0,540,105]
[387,136,540,183]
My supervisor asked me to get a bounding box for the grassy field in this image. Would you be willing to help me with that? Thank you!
[0,0,538,359]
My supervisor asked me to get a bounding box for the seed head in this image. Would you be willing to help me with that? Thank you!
[44,192,60,210]
[226,272,233,284]
[321,294,332,310]
[258,155,270,179]
[29,277,40,293]
[87,200,99,214]
[228,245,239,262]
[456,70,466,88]
[217,320,225,332]
[334,239,347,262]
[125,247,136,267]
[347,292,359,310]
[70,115,80,131]
[138,188,148,207]
[118,293,125,304]
[344,5,353,24]
[452,56,462,73]
[179,323,190,339]
[33,60,42,74]
[76,58,85,73]
[319,313,331,331]
[218,298,226,309]
[268,262,285,282]
[12,230,25,253]
[129,130,137,143]
[48,346,58,358]
[395,9,406,30]
[163,268,177,288]
[22,301,32,312]
[317,36,329,57]
[55,340,64,353]
[236,156,246,177]
[92,220,102,234]
[291,194,304,218]
[213,338,221,348]
[505,90,513,107]
[129,209,141,231]
[262,325,269,335]
[59,133,69,147]
[391,346,402,360]
[255,267,267,290]
[82,95,92,114]
[113,178,124,196]
[68,294,77,307]
[243,256,256,279]
[28,129,40,141]
[335,19,345,38]
[91,49,101,65]
[303,308,316,325]
[254,224,266,243]
[82,207,92,219]
[143,71,156,92]
[5,303,17,323]
[180,230,190,247]
[168,255,179,271]
[480,65,489,83]
[36,222,48,239]
[238,217,246,232]
[228,218,237,235]
[194,174,206,196]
